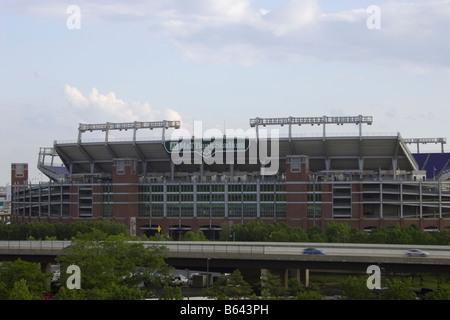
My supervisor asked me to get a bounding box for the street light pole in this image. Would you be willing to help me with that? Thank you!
[206,258,211,288]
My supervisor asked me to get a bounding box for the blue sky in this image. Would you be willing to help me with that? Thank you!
[1,0,450,185]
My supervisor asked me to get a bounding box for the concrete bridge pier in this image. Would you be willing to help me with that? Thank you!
[260,268,310,290]
[40,261,52,274]
[283,268,309,288]
[40,262,53,289]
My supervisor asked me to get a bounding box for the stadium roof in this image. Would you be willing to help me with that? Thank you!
[52,133,418,175]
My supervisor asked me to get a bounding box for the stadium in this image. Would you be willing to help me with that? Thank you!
[10,115,450,239]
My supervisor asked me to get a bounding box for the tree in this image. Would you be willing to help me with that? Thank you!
[225,269,253,299]
[54,231,172,300]
[306,225,327,242]
[295,290,323,300]
[382,278,416,300]
[9,279,37,300]
[143,233,172,241]
[160,286,184,300]
[0,220,128,240]
[205,269,253,300]
[205,275,229,300]
[387,224,413,244]
[181,230,208,241]
[325,221,366,243]
[261,271,288,299]
[0,259,51,299]
[426,287,450,300]
[341,276,377,300]
[368,226,389,244]
[287,278,306,296]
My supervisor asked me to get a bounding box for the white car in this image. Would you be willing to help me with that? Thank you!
[405,249,429,257]
[172,274,188,286]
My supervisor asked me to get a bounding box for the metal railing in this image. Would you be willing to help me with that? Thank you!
[0,240,71,250]
[1,240,450,258]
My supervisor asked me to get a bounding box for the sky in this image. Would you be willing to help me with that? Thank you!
[1,0,450,186]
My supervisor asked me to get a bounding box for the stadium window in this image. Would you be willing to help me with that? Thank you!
[151,203,164,217]
[276,203,287,218]
[229,194,241,202]
[151,185,163,193]
[197,203,210,217]
[212,185,224,192]
[211,193,224,202]
[197,194,210,202]
[290,157,301,173]
[181,194,193,202]
[167,184,179,193]
[197,185,210,193]
[243,185,256,192]
[260,193,273,202]
[15,164,25,177]
[243,193,257,202]
[151,194,163,202]
[212,203,225,217]
[243,203,257,217]
[260,203,275,218]
[131,160,136,174]
[260,184,274,192]
[181,185,193,193]
[116,160,125,175]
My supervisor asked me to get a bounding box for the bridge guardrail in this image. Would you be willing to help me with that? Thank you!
[144,241,450,257]
[0,240,71,251]
[1,240,450,257]
[143,241,268,255]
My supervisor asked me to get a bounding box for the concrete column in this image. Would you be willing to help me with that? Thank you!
[303,269,310,287]
[40,262,52,274]
[283,268,309,288]
[284,269,289,289]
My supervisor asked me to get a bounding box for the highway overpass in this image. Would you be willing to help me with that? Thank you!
[1,240,450,274]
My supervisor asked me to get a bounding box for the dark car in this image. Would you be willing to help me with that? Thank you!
[405,249,429,257]
[303,247,325,255]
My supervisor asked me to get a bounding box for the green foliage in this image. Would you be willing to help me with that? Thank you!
[142,233,172,241]
[295,290,323,300]
[325,222,353,243]
[341,276,378,300]
[53,287,88,300]
[0,220,128,240]
[205,276,229,300]
[306,225,328,242]
[0,259,51,300]
[262,271,289,299]
[181,230,208,241]
[3,219,450,245]
[426,287,450,300]
[222,221,308,242]
[160,285,184,300]
[9,278,37,300]
[325,222,370,243]
[54,231,171,300]
[382,278,416,300]
[205,269,253,300]
[287,278,306,296]
[219,220,450,245]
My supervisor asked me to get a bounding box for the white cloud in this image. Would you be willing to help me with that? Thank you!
[149,0,450,68]
[64,84,182,123]
[262,0,321,36]
[2,0,450,68]
[64,85,89,109]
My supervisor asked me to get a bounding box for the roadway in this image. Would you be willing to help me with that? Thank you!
[1,241,450,273]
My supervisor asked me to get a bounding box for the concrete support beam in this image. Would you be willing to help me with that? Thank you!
[283,268,309,288]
